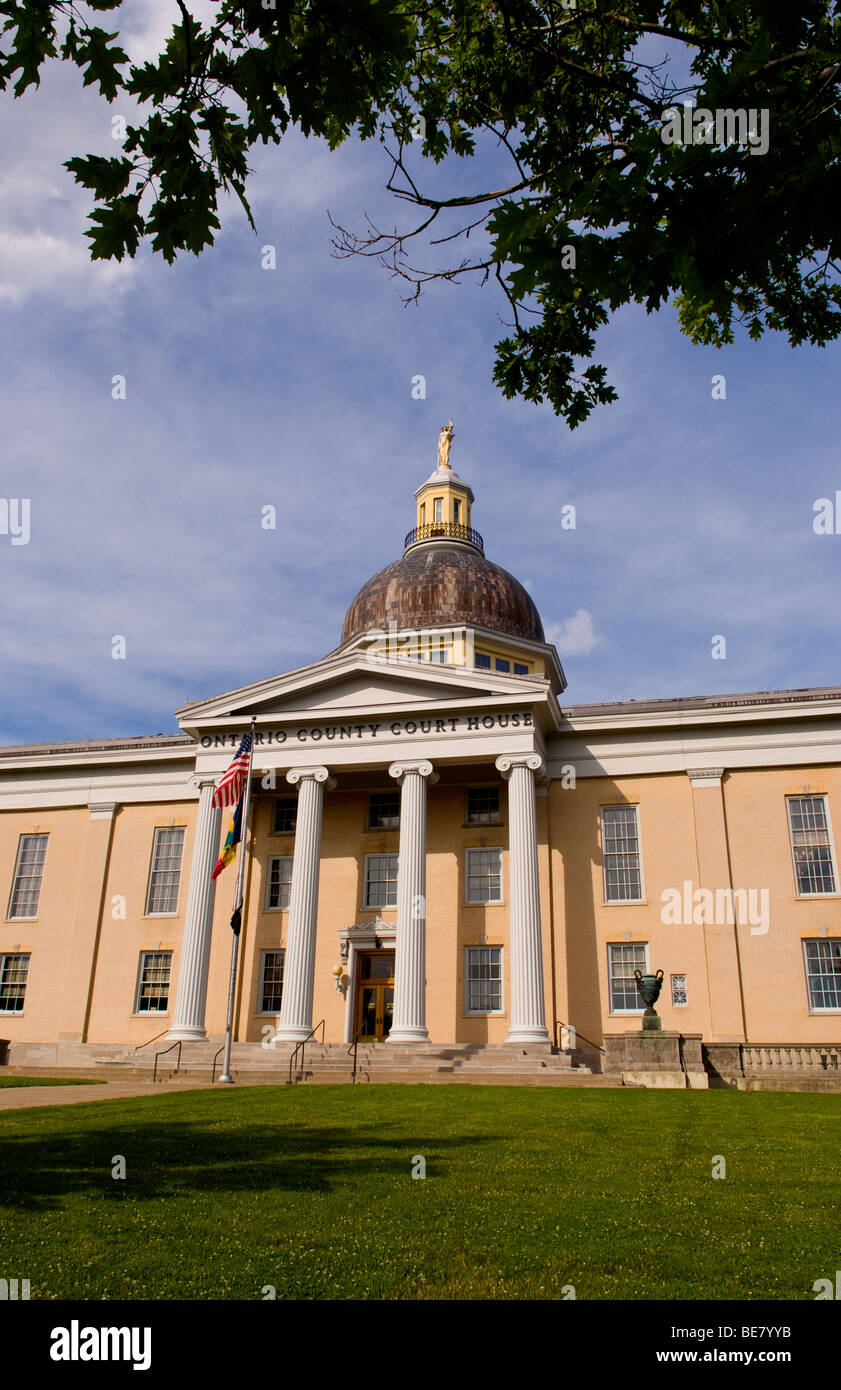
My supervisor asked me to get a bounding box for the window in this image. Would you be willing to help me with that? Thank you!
[369,792,400,829]
[0,953,30,1013]
[134,951,172,1013]
[364,854,398,908]
[434,498,443,522]
[465,946,503,1013]
[266,856,293,910]
[466,848,503,904]
[495,657,510,673]
[429,647,449,664]
[608,943,648,1012]
[475,652,491,669]
[8,834,48,919]
[453,500,461,524]
[787,796,837,895]
[145,827,185,915]
[467,787,501,825]
[273,797,297,835]
[601,805,643,902]
[803,939,841,1011]
[259,950,285,1013]
[513,662,529,675]
[420,503,426,525]
[671,972,688,1007]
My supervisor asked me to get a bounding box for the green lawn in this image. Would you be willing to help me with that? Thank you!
[0,1085,837,1300]
[0,1076,100,1089]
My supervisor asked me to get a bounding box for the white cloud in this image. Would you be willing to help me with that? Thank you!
[546,610,601,657]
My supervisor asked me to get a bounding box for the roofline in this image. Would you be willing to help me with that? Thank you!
[561,686,841,719]
[0,734,195,761]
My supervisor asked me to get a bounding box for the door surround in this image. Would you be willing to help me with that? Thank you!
[339,918,397,1042]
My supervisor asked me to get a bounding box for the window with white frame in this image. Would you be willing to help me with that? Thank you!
[465,946,503,1013]
[369,792,400,830]
[273,797,297,835]
[787,796,837,896]
[259,950,285,1013]
[8,834,48,919]
[467,787,501,825]
[601,805,643,902]
[134,951,172,1013]
[607,943,648,1012]
[466,848,503,904]
[803,939,841,1011]
[434,498,443,522]
[145,827,185,915]
[266,856,293,910]
[0,953,30,1013]
[364,854,398,908]
[671,972,688,1007]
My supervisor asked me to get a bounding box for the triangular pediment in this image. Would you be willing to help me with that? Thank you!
[176,648,552,732]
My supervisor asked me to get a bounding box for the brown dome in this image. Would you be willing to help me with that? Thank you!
[341,545,544,646]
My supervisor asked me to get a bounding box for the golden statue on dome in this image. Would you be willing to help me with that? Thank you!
[437,419,454,468]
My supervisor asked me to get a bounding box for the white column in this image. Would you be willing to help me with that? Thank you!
[496,753,550,1044]
[168,777,223,1041]
[387,759,437,1043]
[275,766,335,1042]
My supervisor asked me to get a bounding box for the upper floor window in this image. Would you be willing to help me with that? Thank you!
[601,805,643,902]
[145,827,186,916]
[495,657,510,673]
[420,503,426,525]
[513,662,529,676]
[434,498,443,522]
[8,833,48,919]
[364,854,398,909]
[266,856,293,910]
[369,792,400,830]
[134,951,172,1013]
[608,943,648,1013]
[453,500,461,524]
[467,787,501,825]
[475,652,492,670]
[273,797,297,835]
[0,953,30,1013]
[466,848,503,904]
[787,795,837,896]
[803,939,841,1011]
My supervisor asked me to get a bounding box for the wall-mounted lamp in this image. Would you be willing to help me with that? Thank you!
[332,963,345,994]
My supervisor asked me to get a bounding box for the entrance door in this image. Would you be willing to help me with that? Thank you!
[355,950,395,1041]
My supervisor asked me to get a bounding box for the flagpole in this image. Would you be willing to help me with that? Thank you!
[217,716,257,1086]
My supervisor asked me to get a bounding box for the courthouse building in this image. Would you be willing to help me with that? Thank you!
[1,438,841,1077]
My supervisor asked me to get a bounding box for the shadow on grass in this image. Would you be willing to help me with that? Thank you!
[0,1112,496,1212]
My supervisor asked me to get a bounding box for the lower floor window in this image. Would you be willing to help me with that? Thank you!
[803,938,841,1011]
[465,946,503,1013]
[608,942,648,1012]
[0,953,30,1013]
[260,950,285,1013]
[134,951,172,1013]
[670,972,688,1007]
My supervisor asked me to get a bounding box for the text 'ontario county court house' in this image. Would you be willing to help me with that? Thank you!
[2,429,840,1083]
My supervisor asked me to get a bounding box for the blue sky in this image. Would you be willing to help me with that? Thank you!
[1,2,840,745]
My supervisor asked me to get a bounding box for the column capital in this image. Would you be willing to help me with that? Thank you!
[687,767,724,786]
[388,759,438,784]
[87,802,118,820]
[495,752,544,780]
[190,775,219,793]
[287,766,336,789]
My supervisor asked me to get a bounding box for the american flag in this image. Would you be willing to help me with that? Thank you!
[212,732,253,809]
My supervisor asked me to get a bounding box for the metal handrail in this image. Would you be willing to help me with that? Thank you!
[153,1040,182,1083]
[554,1019,605,1056]
[211,1045,225,1084]
[133,1027,170,1052]
[288,1020,325,1085]
[404,522,484,552]
[346,1027,369,1085]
